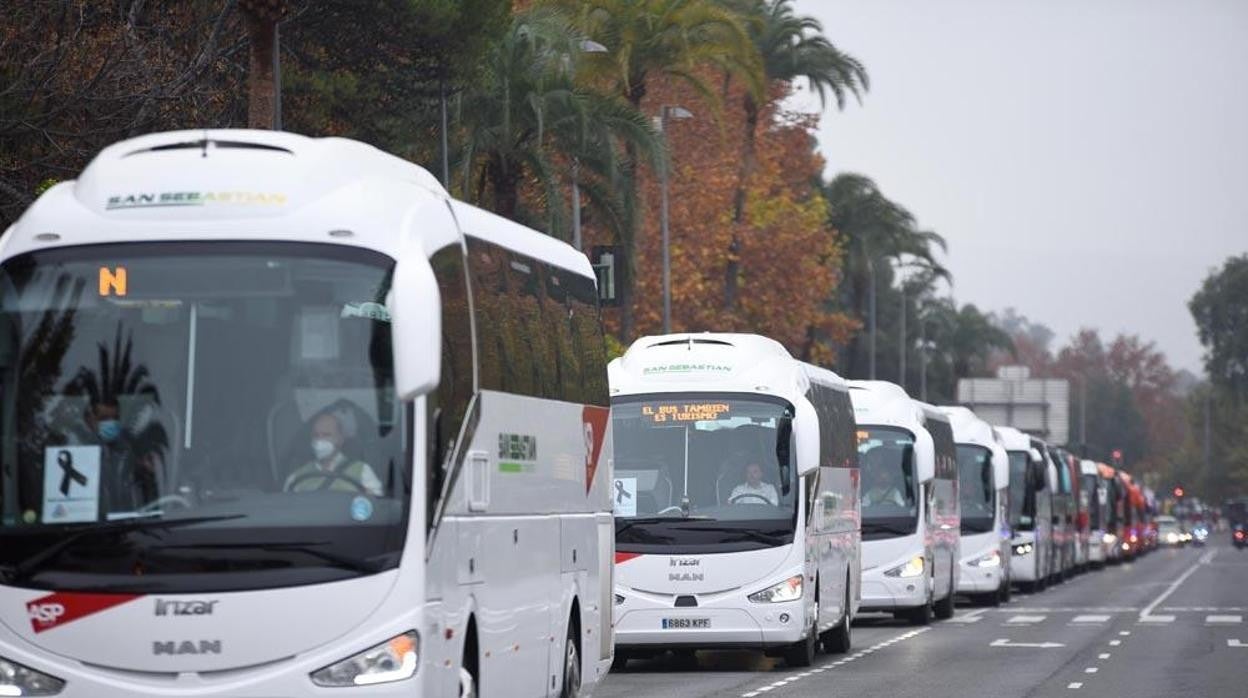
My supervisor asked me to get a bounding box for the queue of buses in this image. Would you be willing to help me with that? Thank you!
[0,131,1161,697]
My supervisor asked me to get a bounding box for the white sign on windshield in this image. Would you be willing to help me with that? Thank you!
[42,446,101,524]
[613,477,637,517]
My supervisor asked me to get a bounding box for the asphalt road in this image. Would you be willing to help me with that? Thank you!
[598,538,1248,698]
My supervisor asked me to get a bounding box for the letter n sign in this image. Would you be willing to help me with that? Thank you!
[99,267,127,297]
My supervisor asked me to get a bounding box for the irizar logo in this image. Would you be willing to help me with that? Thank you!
[155,599,217,617]
[27,603,65,624]
[153,640,222,656]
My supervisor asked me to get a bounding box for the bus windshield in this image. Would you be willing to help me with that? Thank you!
[957,444,994,533]
[1008,451,1034,530]
[0,242,408,593]
[611,394,797,553]
[857,426,918,540]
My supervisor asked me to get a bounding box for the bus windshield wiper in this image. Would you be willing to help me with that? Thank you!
[2,514,246,584]
[861,520,915,535]
[155,540,382,574]
[616,515,711,534]
[679,525,786,546]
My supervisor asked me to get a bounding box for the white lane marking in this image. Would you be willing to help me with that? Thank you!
[1068,682,1084,689]
[948,608,989,624]
[991,607,1137,613]
[1206,615,1243,624]
[1109,640,1122,646]
[1098,653,1111,659]
[1139,549,1216,622]
[1139,615,1175,624]
[1006,614,1047,624]
[1084,667,1099,674]
[1164,606,1246,612]
[738,627,931,697]
[990,638,1065,649]
[1119,631,1131,636]
[1072,614,1111,624]
[1228,639,1247,648]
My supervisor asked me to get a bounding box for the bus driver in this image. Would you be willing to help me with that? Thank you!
[729,462,779,506]
[861,449,908,508]
[284,412,384,496]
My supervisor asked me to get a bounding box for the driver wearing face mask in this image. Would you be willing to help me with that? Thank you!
[284,412,383,496]
[83,399,158,512]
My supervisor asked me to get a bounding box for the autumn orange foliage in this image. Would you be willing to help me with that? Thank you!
[583,75,855,366]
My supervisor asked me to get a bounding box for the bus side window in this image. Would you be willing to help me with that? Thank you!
[429,244,475,529]
[568,273,608,407]
[544,267,582,403]
[466,237,510,393]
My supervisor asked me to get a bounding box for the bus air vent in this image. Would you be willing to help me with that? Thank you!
[124,139,295,157]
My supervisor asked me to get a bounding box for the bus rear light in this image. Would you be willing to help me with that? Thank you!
[311,631,419,687]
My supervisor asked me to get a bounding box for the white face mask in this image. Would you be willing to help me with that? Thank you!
[311,439,337,462]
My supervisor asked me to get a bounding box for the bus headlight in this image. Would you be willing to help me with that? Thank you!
[1102,533,1117,545]
[1013,543,1033,556]
[747,575,803,603]
[884,556,926,578]
[0,656,64,695]
[311,631,419,687]
[970,550,1001,568]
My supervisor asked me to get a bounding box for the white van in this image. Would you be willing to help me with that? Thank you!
[609,333,860,667]
[851,382,958,624]
[940,407,1011,605]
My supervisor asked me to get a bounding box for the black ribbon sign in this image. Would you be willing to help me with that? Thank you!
[614,479,632,505]
[57,450,87,496]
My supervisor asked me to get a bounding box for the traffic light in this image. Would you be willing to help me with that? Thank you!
[1174,486,1185,498]
[1111,449,1123,465]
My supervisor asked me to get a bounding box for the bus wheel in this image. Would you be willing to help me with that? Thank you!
[905,593,933,626]
[1000,574,1012,603]
[610,651,630,672]
[822,586,852,654]
[560,620,581,698]
[460,621,479,698]
[934,575,955,620]
[784,615,818,668]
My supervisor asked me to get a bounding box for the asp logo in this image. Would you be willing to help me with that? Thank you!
[27,603,65,625]
[25,592,142,633]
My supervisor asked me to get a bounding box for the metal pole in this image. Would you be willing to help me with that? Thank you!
[572,159,582,250]
[272,23,282,130]
[660,110,672,334]
[1204,387,1212,480]
[867,257,876,380]
[1080,375,1087,450]
[899,286,907,389]
[439,76,450,188]
[919,313,927,401]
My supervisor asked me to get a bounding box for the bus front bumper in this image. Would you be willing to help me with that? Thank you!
[859,568,927,611]
[613,597,809,649]
[957,559,1004,594]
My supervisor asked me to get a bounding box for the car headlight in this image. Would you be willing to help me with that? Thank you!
[884,556,926,578]
[310,631,419,687]
[747,575,803,603]
[1013,543,1033,556]
[970,550,1001,568]
[1102,533,1117,544]
[1165,532,1179,543]
[0,656,64,696]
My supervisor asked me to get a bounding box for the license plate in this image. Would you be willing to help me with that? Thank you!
[661,617,710,629]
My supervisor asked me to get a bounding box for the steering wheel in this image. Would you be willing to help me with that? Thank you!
[287,470,369,495]
[729,492,772,505]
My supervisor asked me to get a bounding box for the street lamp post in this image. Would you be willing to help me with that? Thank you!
[570,40,608,251]
[657,105,693,334]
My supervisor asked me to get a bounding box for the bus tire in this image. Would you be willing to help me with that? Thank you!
[610,651,630,673]
[784,610,819,667]
[460,620,479,698]
[934,576,955,620]
[904,594,933,626]
[822,584,852,654]
[560,614,581,698]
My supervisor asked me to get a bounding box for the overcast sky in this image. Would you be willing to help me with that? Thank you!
[793,0,1248,374]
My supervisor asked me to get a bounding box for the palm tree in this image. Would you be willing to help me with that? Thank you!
[722,0,867,309]
[455,8,663,240]
[544,0,763,339]
[821,172,949,379]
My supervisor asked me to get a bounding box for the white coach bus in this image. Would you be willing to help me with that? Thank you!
[940,407,1011,605]
[850,383,958,624]
[608,334,859,668]
[995,426,1055,593]
[0,130,614,698]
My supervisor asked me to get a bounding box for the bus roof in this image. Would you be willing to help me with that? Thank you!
[847,380,922,432]
[2,129,593,278]
[1080,459,1100,477]
[992,425,1032,452]
[938,406,996,450]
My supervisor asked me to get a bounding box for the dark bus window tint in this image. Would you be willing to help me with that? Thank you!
[428,244,474,530]
[568,273,608,406]
[466,237,508,392]
[832,389,858,469]
[545,267,583,403]
[927,417,956,479]
[505,255,542,398]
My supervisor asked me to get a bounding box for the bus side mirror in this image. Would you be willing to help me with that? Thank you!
[794,399,819,476]
[913,429,935,483]
[991,445,1009,491]
[390,255,441,402]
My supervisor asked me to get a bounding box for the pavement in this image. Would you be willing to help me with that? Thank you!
[596,538,1248,698]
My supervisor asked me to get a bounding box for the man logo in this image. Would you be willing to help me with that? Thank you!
[98,266,127,297]
[668,572,704,582]
[153,640,222,656]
